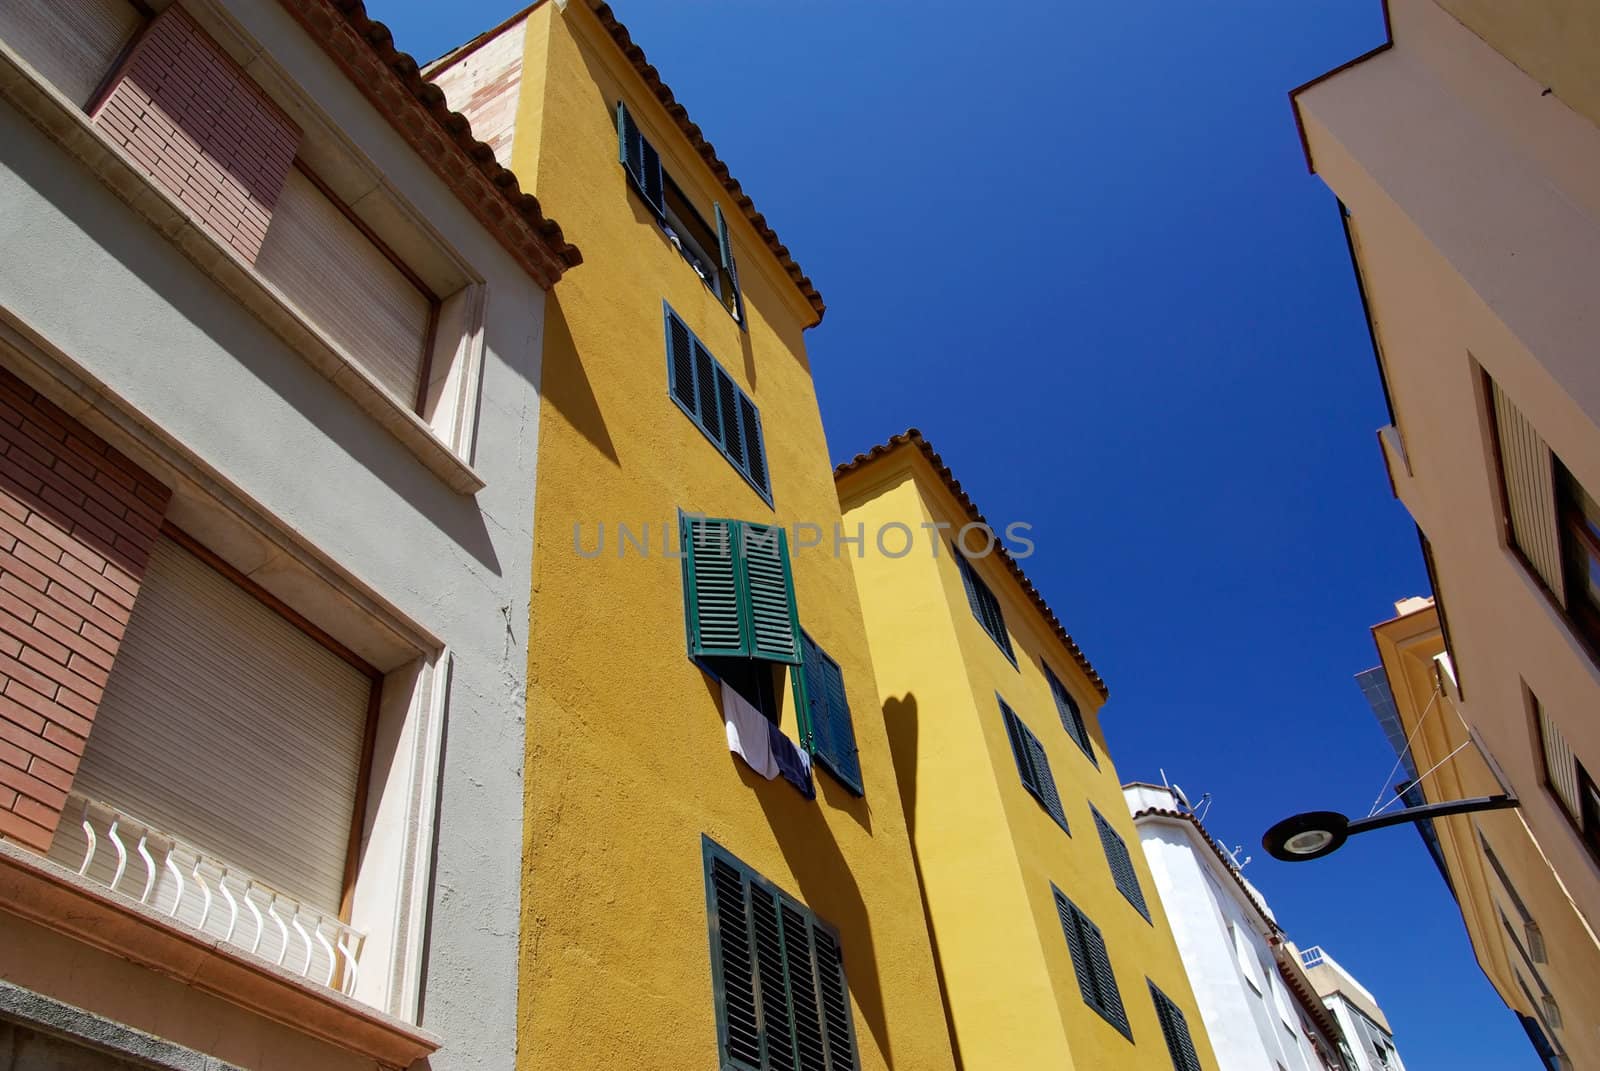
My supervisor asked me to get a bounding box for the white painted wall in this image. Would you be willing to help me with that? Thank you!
[1125,785,1339,1071]
[0,3,547,1068]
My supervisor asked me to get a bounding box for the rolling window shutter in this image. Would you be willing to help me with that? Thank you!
[1000,700,1039,796]
[1538,701,1581,818]
[1151,984,1202,1071]
[62,538,370,915]
[1026,733,1068,832]
[1491,380,1564,601]
[667,308,697,413]
[255,168,432,409]
[1,0,143,107]
[739,395,770,498]
[802,635,864,796]
[1048,667,1096,765]
[715,203,746,325]
[616,101,664,216]
[708,855,763,1070]
[741,524,801,664]
[1094,809,1149,918]
[684,517,746,658]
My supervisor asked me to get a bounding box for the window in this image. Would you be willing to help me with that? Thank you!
[619,103,744,324]
[666,306,770,503]
[1149,982,1202,1071]
[681,515,800,665]
[1046,664,1096,765]
[954,545,1014,664]
[1533,692,1600,866]
[1053,887,1129,1038]
[1231,923,1263,993]
[1091,806,1149,920]
[999,697,1068,832]
[703,837,859,1071]
[0,0,144,108]
[797,632,864,796]
[1557,460,1600,652]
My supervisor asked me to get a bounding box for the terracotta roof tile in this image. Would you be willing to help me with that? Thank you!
[835,429,1107,699]
[279,0,581,288]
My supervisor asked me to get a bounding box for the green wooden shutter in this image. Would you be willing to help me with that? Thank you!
[1026,732,1069,833]
[1047,666,1097,766]
[1054,887,1095,1007]
[715,203,746,326]
[1083,913,1129,1036]
[781,902,829,1071]
[707,853,763,1069]
[1000,698,1039,797]
[1150,983,1202,1071]
[1093,807,1149,920]
[693,339,722,445]
[716,365,746,468]
[814,924,859,1071]
[954,546,1015,663]
[750,888,799,1070]
[798,632,828,749]
[801,634,864,796]
[616,102,663,216]
[739,393,770,498]
[684,516,746,658]
[741,523,801,664]
[666,307,698,414]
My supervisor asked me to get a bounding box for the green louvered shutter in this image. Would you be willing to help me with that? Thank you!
[693,339,722,445]
[781,902,829,1071]
[1026,732,1069,833]
[684,517,746,658]
[666,307,698,414]
[1150,983,1202,1071]
[801,635,864,796]
[1000,699,1038,797]
[1047,666,1097,766]
[1083,912,1129,1036]
[741,523,801,664]
[715,203,746,326]
[616,102,663,216]
[750,888,798,1070]
[716,366,746,469]
[707,854,762,1069]
[739,393,770,499]
[1055,887,1095,1005]
[1093,807,1149,920]
[814,924,859,1071]
[954,546,1014,662]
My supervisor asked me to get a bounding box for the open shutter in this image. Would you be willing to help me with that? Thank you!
[616,101,663,216]
[684,516,746,658]
[742,524,801,664]
[707,853,763,1070]
[715,203,746,326]
[799,633,829,748]
[1000,699,1039,796]
[814,924,859,1071]
[666,307,697,413]
[801,635,864,796]
[1094,809,1148,918]
[1150,984,1202,1071]
[1026,733,1069,832]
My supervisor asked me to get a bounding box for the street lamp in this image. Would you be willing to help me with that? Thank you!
[1261,794,1520,862]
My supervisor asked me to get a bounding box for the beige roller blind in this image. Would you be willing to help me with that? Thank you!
[1491,380,1564,602]
[255,168,433,409]
[68,537,372,916]
[1538,700,1580,820]
[0,0,143,107]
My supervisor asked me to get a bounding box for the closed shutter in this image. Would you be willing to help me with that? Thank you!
[715,203,745,325]
[1537,699,1580,818]
[684,516,746,658]
[1000,699,1039,796]
[954,548,1014,661]
[616,101,664,216]
[742,524,800,664]
[1053,887,1129,1037]
[255,168,433,410]
[716,366,746,468]
[667,309,697,412]
[0,0,142,106]
[664,306,772,504]
[1047,666,1096,766]
[740,396,769,497]
[65,537,370,915]
[1026,732,1069,832]
[1491,380,1564,601]
[1093,807,1149,919]
[704,839,860,1071]
[1150,983,1202,1071]
[799,633,864,796]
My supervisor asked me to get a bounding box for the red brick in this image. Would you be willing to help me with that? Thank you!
[0,397,23,428]
[66,653,109,691]
[51,689,95,730]
[0,788,15,811]
[0,761,66,810]
[0,465,45,503]
[15,544,92,603]
[38,585,121,644]
[79,621,119,660]
[87,588,132,627]
[14,794,58,829]
[22,648,101,705]
[0,493,26,524]
[40,721,84,754]
[0,737,26,773]
[34,617,105,671]
[1,555,50,599]
[2,680,57,721]
[0,652,58,701]
[6,449,73,510]
[27,755,75,792]
[0,634,18,660]
[0,694,45,735]
[0,584,38,627]
[0,807,51,851]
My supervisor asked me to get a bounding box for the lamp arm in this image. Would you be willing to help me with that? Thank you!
[1344,793,1519,836]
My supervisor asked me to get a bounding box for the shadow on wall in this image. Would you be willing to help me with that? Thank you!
[4,118,507,576]
[539,292,617,467]
[883,692,967,1071]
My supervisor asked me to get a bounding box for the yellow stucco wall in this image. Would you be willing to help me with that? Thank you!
[839,449,1217,1071]
[505,4,958,1069]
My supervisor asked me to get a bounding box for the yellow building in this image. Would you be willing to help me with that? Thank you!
[1370,598,1600,1069]
[836,431,1217,1071]
[430,5,959,1070]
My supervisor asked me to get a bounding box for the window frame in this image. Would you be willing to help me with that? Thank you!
[702,836,861,1071]
[1052,886,1131,1040]
[664,304,772,505]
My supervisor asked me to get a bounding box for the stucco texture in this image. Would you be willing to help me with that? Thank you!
[838,450,1216,1071]
[506,5,957,1069]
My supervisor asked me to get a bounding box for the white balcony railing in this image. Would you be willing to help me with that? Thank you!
[49,793,365,997]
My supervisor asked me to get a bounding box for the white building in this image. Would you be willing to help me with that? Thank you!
[0,2,576,1068]
[1125,783,1358,1071]
[1298,946,1408,1071]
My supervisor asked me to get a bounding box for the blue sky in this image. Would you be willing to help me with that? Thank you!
[388,1,1532,1065]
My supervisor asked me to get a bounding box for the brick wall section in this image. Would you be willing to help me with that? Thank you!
[92,6,301,264]
[0,367,171,853]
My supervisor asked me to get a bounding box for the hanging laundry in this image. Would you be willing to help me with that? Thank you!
[723,679,778,779]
